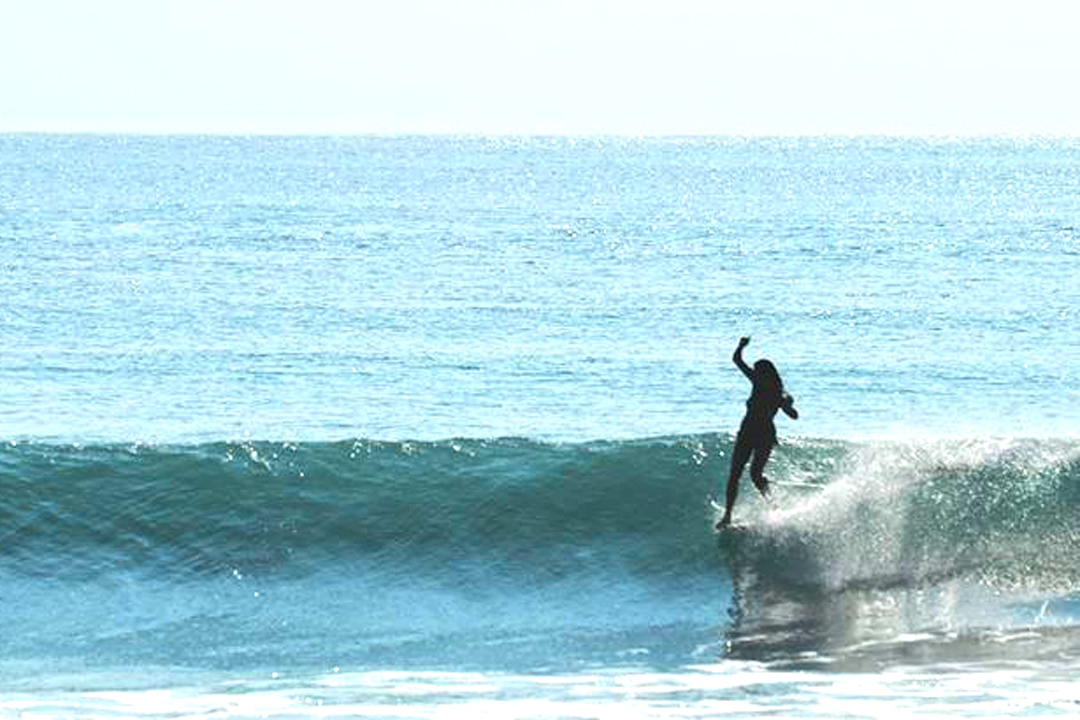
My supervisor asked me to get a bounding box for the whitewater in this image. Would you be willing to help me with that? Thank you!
[3,434,1079,716]
[2,135,1080,717]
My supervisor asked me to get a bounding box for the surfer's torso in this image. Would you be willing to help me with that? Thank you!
[738,382,788,448]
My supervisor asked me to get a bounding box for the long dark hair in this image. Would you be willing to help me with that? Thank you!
[753,359,783,395]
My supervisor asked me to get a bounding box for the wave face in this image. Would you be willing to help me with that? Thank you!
[0,436,727,583]
[2,435,1078,594]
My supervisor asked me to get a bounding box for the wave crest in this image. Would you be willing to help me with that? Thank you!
[2,435,1077,592]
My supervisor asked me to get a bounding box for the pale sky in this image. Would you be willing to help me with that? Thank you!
[1,0,1078,135]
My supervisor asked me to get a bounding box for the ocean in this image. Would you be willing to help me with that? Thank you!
[1,135,1079,717]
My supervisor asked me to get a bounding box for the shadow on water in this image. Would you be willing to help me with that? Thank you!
[711,436,1080,672]
[718,530,1080,672]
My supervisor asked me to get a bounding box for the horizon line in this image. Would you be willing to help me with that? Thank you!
[3,128,1079,140]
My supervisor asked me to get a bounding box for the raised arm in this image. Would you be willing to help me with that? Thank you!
[732,336,754,381]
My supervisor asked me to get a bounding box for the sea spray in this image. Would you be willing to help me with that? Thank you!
[752,437,1080,592]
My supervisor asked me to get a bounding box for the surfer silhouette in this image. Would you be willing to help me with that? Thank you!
[716,337,798,529]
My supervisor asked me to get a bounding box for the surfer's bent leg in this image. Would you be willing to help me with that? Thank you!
[750,443,772,498]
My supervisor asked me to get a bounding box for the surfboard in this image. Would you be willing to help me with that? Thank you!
[708,495,725,513]
[770,480,822,489]
[708,480,821,532]
[708,495,751,532]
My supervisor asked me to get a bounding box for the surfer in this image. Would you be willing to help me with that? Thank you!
[716,336,798,529]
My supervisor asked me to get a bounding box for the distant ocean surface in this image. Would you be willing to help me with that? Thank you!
[2,135,1079,717]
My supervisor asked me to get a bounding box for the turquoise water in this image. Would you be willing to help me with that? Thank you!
[2,136,1079,717]
[4,136,1078,442]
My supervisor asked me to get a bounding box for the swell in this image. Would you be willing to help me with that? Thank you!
[0,436,730,582]
[1,435,1078,592]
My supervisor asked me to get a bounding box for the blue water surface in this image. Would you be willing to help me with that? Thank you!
[4,135,1080,719]
[3,135,1078,443]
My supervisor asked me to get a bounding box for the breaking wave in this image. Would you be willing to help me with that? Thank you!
[1,435,1078,594]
